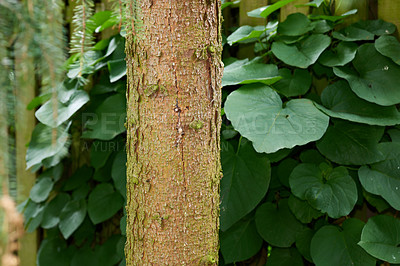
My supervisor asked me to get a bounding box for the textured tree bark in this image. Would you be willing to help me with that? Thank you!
[124,0,222,265]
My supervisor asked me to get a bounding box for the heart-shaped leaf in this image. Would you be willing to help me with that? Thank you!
[112,149,127,199]
[82,93,126,140]
[220,140,270,231]
[332,27,374,42]
[88,183,124,224]
[358,142,400,210]
[289,164,357,218]
[296,227,315,262]
[316,120,385,165]
[220,218,263,264]
[222,59,281,87]
[255,199,304,247]
[318,42,357,67]
[26,122,71,169]
[277,13,314,36]
[227,25,266,45]
[311,219,375,266]
[59,199,87,239]
[41,193,71,229]
[30,177,54,203]
[288,194,323,224]
[272,34,331,68]
[352,19,396,36]
[316,81,400,126]
[37,238,71,266]
[266,247,304,266]
[375,35,400,65]
[36,89,89,128]
[334,44,400,106]
[359,215,400,263]
[273,68,312,97]
[225,85,329,153]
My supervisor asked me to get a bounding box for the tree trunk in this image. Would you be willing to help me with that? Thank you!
[124,0,222,265]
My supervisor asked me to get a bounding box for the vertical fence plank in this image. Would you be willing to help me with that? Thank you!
[239,0,267,26]
[280,0,309,21]
[378,0,400,38]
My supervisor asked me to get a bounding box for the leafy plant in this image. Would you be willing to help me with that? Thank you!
[220,2,400,265]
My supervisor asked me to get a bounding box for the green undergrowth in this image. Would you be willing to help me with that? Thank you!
[19,1,400,266]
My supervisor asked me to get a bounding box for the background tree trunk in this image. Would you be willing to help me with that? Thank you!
[14,21,38,265]
[125,0,222,264]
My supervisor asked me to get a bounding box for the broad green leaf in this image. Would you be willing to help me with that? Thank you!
[303,0,324,7]
[72,184,91,200]
[82,93,126,140]
[299,149,325,164]
[358,142,400,210]
[30,177,54,203]
[277,158,298,187]
[87,11,112,32]
[26,122,71,169]
[318,42,357,67]
[311,219,375,266]
[95,17,119,33]
[359,215,400,263]
[334,44,400,106]
[311,20,333,34]
[41,193,71,229]
[27,93,51,110]
[220,140,270,231]
[332,27,374,42]
[59,199,87,239]
[23,200,45,233]
[112,149,127,199]
[220,219,263,264]
[388,128,400,142]
[227,25,266,45]
[37,238,70,266]
[221,0,240,10]
[91,140,114,169]
[108,59,126,83]
[296,227,315,262]
[375,35,400,65]
[316,81,400,126]
[265,148,291,163]
[353,19,396,36]
[71,245,99,266]
[222,59,281,87]
[288,195,323,224]
[73,217,95,245]
[63,166,93,191]
[247,6,268,18]
[272,34,331,68]
[273,68,311,97]
[255,199,304,247]
[224,85,329,153]
[266,247,304,266]
[88,183,124,224]
[289,164,357,218]
[309,9,358,22]
[260,0,296,18]
[316,120,385,165]
[278,13,314,36]
[97,235,124,266]
[363,190,390,213]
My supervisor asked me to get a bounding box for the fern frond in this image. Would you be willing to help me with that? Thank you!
[70,0,95,80]
[110,0,125,31]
